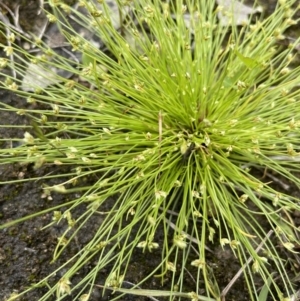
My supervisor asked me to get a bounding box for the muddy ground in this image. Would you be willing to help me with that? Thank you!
[0,1,300,301]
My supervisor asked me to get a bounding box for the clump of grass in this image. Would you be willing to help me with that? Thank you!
[1,0,300,300]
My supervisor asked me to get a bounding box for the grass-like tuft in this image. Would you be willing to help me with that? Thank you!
[1,0,300,300]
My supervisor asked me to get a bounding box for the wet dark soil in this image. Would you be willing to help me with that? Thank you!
[0,1,300,301]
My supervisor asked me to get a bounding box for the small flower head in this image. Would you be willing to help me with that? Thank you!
[173,235,187,249]
[79,294,89,301]
[191,259,205,269]
[155,190,167,200]
[23,132,35,144]
[252,257,268,273]
[57,277,72,296]
[282,242,295,251]
[239,194,249,203]
[230,240,240,249]
[46,13,57,22]
[8,82,19,90]
[4,46,13,56]
[105,272,124,288]
[166,261,176,272]
[0,58,8,68]
[208,227,216,242]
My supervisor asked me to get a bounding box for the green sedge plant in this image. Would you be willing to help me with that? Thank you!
[1,0,300,300]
